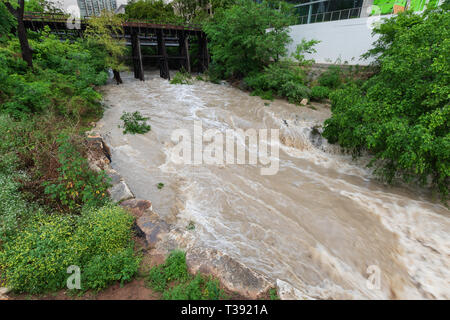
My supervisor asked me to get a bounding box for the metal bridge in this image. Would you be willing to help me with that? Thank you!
[23,12,209,81]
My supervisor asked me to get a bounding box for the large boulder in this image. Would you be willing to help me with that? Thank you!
[121,199,153,218]
[108,180,134,202]
[135,213,170,249]
[185,247,273,299]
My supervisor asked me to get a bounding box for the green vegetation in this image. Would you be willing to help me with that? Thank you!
[43,134,110,212]
[0,6,139,295]
[157,182,165,189]
[147,250,226,300]
[310,86,331,102]
[204,0,316,104]
[317,65,343,89]
[204,0,293,79]
[120,111,151,134]
[245,61,311,104]
[124,0,181,23]
[269,287,279,300]
[187,220,195,230]
[0,205,139,293]
[323,7,450,200]
[170,68,194,84]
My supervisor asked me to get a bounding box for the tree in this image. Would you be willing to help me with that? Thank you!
[125,0,181,23]
[203,0,294,78]
[2,0,33,67]
[0,2,15,37]
[85,11,126,84]
[322,7,450,200]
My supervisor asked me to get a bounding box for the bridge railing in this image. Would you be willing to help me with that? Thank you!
[296,7,363,25]
[23,12,202,31]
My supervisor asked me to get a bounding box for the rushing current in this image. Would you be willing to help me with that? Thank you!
[97,72,449,300]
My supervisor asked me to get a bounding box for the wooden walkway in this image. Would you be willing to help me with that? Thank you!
[23,12,209,81]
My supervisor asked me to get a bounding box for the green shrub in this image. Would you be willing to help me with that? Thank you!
[245,61,310,104]
[317,65,342,89]
[119,111,151,135]
[310,86,331,101]
[203,0,294,78]
[147,250,226,300]
[43,134,110,212]
[279,80,311,104]
[269,288,280,300]
[170,68,193,85]
[323,8,450,200]
[148,250,189,292]
[0,172,36,243]
[0,30,108,119]
[163,274,225,300]
[0,205,139,293]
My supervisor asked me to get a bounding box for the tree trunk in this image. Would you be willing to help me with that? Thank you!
[113,70,123,85]
[5,0,33,68]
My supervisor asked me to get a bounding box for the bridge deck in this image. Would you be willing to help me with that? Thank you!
[22,12,208,81]
[23,12,203,35]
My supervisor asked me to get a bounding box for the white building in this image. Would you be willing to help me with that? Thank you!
[77,0,118,18]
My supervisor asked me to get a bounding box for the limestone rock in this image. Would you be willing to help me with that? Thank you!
[300,98,308,106]
[186,247,273,299]
[276,279,314,300]
[121,199,153,218]
[0,287,11,300]
[108,180,134,202]
[136,214,170,248]
[106,168,122,184]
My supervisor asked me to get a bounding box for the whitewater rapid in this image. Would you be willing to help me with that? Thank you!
[96,72,450,299]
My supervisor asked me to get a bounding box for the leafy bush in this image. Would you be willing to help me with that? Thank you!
[323,8,450,199]
[292,39,320,67]
[147,250,226,300]
[0,29,108,118]
[244,61,310,104]
[148,250,189,291]
[317,65,342,89]
[124,0,182,24]
[170,68,193,85]
[0,172,36,243]
[43,134,110,212]
[0,205,139,293]
[120,111,151,134]
[163,274,225,300]
[310,86,331,101]
[203,0,294,78]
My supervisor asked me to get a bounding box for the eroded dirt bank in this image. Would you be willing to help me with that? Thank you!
[95,72,450,300]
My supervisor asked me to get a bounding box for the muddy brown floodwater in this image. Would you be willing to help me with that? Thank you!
[96,72,449,300]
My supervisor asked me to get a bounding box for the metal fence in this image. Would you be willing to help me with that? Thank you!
[297,7,363,24]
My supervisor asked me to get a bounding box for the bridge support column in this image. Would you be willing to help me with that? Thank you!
[197,33,209,73]
[178,31,191,73]
[157,30,170,80]
[131,32,145,81]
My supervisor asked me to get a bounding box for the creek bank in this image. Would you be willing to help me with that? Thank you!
[86,131,279,299]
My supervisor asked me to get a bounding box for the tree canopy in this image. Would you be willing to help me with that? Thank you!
[203,0,294,78]
[323,6,450,200]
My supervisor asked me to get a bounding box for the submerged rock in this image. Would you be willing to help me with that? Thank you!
[276,279,314,300]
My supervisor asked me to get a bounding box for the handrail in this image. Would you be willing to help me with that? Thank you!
[296,7,362,25]
[23,11,202,31]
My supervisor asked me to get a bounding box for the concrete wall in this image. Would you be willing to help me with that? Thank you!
[287,14,394,65]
